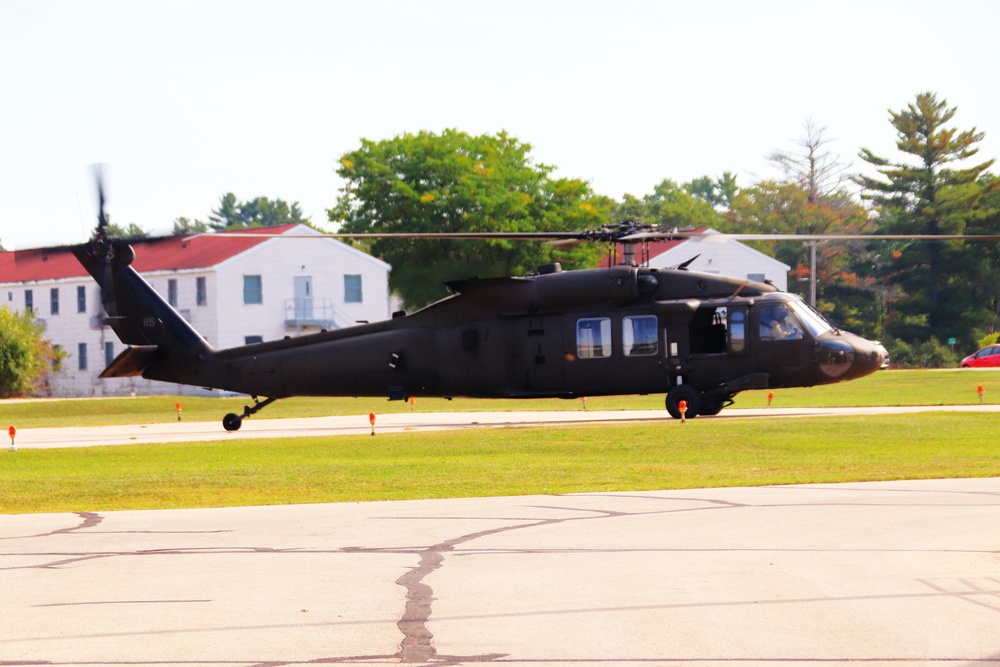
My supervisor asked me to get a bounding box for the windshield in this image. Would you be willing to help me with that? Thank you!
[788,299,833,337]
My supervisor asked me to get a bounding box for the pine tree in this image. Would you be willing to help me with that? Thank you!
[856,92,997,347]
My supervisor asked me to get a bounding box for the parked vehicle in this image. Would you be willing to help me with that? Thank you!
[960,344,1000,368]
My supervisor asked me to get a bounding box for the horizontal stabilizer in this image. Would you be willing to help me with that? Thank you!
[100,345,161,378]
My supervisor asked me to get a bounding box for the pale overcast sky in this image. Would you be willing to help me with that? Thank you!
[2,0,998,250]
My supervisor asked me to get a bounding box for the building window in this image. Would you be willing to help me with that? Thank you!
[167,279,178,307]
[52,345,62,370]
[77,285,87,313]
[344,274,362,303]
[576,317,612,359]
[50,288,59,316]
[196,277,207,306]
[25,289,33,313]
[244,335,263,345]
[78,343,88,371]
[243,275,263,304]
[747,273,766,283]
[104,341,115,367]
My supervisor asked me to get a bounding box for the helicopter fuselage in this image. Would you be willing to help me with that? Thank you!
[108,260,884,422]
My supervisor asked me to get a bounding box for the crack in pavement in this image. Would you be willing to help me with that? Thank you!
[393,504,630,663]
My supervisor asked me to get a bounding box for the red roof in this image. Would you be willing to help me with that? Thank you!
[1,224,300,283]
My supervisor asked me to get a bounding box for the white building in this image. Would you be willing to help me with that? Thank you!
[0,224,392,396]
[603,229,791,290]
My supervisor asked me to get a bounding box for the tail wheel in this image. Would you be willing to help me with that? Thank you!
[665,385,702,420]
[222,413,243,431]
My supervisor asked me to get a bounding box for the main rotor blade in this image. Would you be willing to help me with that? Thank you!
[197,230,1000,243]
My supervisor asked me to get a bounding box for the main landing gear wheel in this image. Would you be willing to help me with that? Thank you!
[665,385,702,420]
[223,413,243,431]
[699,401,725,416]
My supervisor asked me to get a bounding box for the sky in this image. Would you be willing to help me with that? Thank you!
[2,0,999,250]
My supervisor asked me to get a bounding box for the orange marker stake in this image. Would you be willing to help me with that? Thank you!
[175,402,182,421]
[678,399,687,423]
[978,385,985,403]
[8,425,15,452]
[369,412,376,436]
[409,396,415,411]
[767,391,774,407]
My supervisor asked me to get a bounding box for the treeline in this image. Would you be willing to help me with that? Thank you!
[329,92,1000,366]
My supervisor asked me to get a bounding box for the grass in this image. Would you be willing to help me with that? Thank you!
[1,369,998,429]
[2,412,999,514]
[2,369,999,514]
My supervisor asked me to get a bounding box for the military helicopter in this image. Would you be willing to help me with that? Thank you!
[69,183,896,430]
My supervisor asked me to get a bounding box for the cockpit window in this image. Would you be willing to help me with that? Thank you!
[759,304,804,341]
[788,300,833,337]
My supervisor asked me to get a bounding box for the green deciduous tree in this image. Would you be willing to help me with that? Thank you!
[328,129,609,308]
[0,307,61,397]
[209,194,311,230]
[684,172,739,209]
[856,92,998,347]
[726,179,879,334]
[612,179,727,230]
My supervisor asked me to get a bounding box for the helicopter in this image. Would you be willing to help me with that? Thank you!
[69,185,893,431]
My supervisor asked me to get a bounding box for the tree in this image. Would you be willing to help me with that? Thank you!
[612,179,727,229]
[172,216,211,235]
[0,307,62,397]
[209,194,311,230]
[856,92,998,346]
[684,172,739,209]
[328,129,609,308]
[726,179,879,333]
[768,120,851,204]
[106,222,151,238]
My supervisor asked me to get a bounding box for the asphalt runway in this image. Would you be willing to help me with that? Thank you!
[3,479,999,665]
[5,409,1000,664]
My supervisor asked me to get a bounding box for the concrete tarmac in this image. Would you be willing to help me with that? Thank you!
[3,478,1000,665]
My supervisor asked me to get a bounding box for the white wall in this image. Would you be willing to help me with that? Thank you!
[649,240,790,291]
[213,233,391,349]
[2,227,392,396]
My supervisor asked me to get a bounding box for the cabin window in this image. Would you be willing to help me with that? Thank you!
[25,289,33,313]
[196,277,207,306]
[245,335,263,345]
[577,317,612,358]
[690,306,728,354]
[759,304,804,341]
[344,275,363,303]
[77,285,87,313]
[623,315,658,356]
[50,288,59,315]
[243,275,263,304]
[729,309,746,353]
[104,341,115,367]
[78,343,88,371]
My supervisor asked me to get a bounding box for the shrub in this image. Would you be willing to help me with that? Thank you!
[887,337,959,369]
[0,307,62,397]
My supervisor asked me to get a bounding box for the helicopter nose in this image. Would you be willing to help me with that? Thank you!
[818,336,885,380]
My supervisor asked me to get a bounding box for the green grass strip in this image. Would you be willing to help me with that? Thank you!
[3,412,998,514]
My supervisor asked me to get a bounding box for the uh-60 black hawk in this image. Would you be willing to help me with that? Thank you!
[72,194,889,431]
